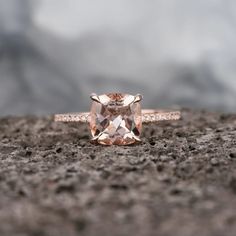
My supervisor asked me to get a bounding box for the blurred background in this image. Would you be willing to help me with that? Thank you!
[0,0,236,116]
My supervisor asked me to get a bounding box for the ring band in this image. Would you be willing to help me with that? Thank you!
[54,110,181,123]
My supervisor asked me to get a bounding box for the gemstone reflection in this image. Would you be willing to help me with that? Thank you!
[89,93,142,145]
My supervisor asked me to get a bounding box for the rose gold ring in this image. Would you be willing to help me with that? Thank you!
[54,93,181,145]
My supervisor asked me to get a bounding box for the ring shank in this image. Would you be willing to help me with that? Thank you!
[54,112,89,123]
[141,109,181,123]
[54,109,181,123]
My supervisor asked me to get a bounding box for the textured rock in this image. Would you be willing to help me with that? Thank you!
[0,109,235,236]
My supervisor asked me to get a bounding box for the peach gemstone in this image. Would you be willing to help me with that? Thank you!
[89,93,142,145]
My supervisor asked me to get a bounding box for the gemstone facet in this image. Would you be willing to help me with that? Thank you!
[89,93,142,145]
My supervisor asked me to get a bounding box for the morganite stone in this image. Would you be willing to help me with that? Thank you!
[89,93,142,145]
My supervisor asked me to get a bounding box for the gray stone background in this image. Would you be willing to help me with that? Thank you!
[0,0,236,116]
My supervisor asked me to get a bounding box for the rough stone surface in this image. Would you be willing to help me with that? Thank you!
[0,109,235,236]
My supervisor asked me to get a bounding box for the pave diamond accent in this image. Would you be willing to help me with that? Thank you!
[89,93,142,145]
[54,113,89,123]
[142,111,181,123]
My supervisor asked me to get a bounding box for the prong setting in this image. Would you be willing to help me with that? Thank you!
[90,93,100,103]
[133,136,142,142]
[133,94,143,103]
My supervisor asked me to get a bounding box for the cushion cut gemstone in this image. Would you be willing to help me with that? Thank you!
[89,93,142,145]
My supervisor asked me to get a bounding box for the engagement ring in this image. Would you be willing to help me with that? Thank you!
[54,93,181,145]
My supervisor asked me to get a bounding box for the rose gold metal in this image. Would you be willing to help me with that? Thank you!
[141,110,181,123]
[54,110,181,123]
[54,112,89,123]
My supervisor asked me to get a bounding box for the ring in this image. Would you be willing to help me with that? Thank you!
[54,93,181,145]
